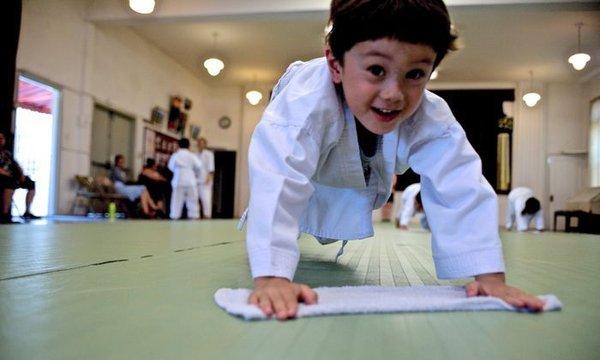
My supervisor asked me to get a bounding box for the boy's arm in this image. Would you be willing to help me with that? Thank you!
[534,210,544,231]
[399,200,415,227]
[408,121,505,279]
[247,121,320,280]
[515,213,529,232]
[407,121,543,311]
[167,154,175,172]
[505,200,514,230]
[247,120,321,319]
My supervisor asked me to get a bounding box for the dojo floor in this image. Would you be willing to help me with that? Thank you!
[1,220,598,360]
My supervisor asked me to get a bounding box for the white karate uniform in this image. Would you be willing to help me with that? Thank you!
[196,149,215,218]
[396,183,425,228]
[168,148,203,219]
[505,187,544,231]
[247,57,505,281]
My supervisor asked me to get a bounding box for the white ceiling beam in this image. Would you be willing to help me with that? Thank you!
[86,0,595,24]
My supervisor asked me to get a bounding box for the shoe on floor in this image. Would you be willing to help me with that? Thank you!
[0,214,20,224]
[22,212,41,220]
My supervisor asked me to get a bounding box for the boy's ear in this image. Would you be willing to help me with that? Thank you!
[325,46,343,84]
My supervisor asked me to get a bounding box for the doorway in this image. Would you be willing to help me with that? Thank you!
[90,105,135,178]
[12,74,60,216]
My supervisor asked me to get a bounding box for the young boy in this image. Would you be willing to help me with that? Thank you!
[246,0,544,320]
[505,187,544,232]
[168,138,203,219]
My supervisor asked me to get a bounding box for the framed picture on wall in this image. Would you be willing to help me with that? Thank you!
[189,125,201,140]
[167,96,182,134]
[150,106,166,124]
[143,127,179,167]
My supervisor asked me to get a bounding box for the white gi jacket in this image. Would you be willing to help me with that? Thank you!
[247,57,505,281]
[506,187,544,231]
[397,183,422,227]
[168,149,203,187]
[196,149,215,185]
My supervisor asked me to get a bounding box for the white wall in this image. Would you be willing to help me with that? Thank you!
[17,0,245,214]
[235,85,270,217]
[17,0,598,223]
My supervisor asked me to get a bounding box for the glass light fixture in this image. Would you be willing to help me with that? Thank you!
[568,23,591,71]
[245,75,263,105]
[203,58,224,76]
[129,0,155,14]
[430,70,439,80]
[203,33,224,76]
[245,90,263,105]
[522,71,541,107]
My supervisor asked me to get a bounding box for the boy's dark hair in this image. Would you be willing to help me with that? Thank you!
[114,154,124,165]
[327,0,457,68]
[522,197,541,215]
[144,158,156,168]
[178,138,190,149]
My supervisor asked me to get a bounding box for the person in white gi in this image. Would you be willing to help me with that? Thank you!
[196,137,215,219]
[506,187,544,232]
[168,138,203,220]
[395,183,428,230]
[244,0,544,320]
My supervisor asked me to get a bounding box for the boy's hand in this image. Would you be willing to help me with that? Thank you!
[465,272,545,312]
[249,277,318,320]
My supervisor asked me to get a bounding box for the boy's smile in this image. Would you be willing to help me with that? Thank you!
[326,38,436,135]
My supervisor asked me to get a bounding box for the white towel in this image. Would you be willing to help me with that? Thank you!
[214,285,562,320]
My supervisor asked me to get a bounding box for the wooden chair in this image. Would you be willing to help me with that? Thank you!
[71,175,129,216]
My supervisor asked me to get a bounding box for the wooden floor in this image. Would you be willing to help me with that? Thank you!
[0,220,598,359]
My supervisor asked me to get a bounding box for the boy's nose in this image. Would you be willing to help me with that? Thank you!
[380,81,404,104]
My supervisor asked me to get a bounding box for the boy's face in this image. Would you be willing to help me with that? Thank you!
[326,38,436,135]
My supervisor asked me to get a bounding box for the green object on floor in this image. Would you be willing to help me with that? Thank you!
[0,221,598,360]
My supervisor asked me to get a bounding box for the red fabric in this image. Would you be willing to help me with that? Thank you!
[17,79,53,114]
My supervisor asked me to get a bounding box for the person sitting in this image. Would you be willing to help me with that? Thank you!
[110,154,161,218]
[138,158,170,217]
[0,132,40,223]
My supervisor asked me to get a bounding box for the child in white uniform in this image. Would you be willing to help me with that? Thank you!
[395,182,428,230]
[246,0,544,319]
[506,187,544,232]
[168,138,203,219]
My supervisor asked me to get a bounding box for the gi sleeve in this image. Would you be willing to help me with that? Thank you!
[515,213,529,232]
[534,210,544,230]
[505,199,515,230]
[193,155,204,181]
[246,121,320,280]
[408,122,505,279]
[399,196,416,226]
[207,151,215,173]
[167,154,176,173]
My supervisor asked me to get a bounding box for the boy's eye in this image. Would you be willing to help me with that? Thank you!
[406,69,426,80]
[367,65,385,77]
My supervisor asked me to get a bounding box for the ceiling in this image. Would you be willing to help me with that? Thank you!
[102,2,600,86]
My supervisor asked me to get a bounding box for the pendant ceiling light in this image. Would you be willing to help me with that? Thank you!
[129,0,155,14]
[568,22,591,71]
[245,75,263,105]
[245,90,263,105]
[203,33,225,77]
[522,71,541,108]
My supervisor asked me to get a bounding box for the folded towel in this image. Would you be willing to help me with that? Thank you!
[214,285,562,320]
